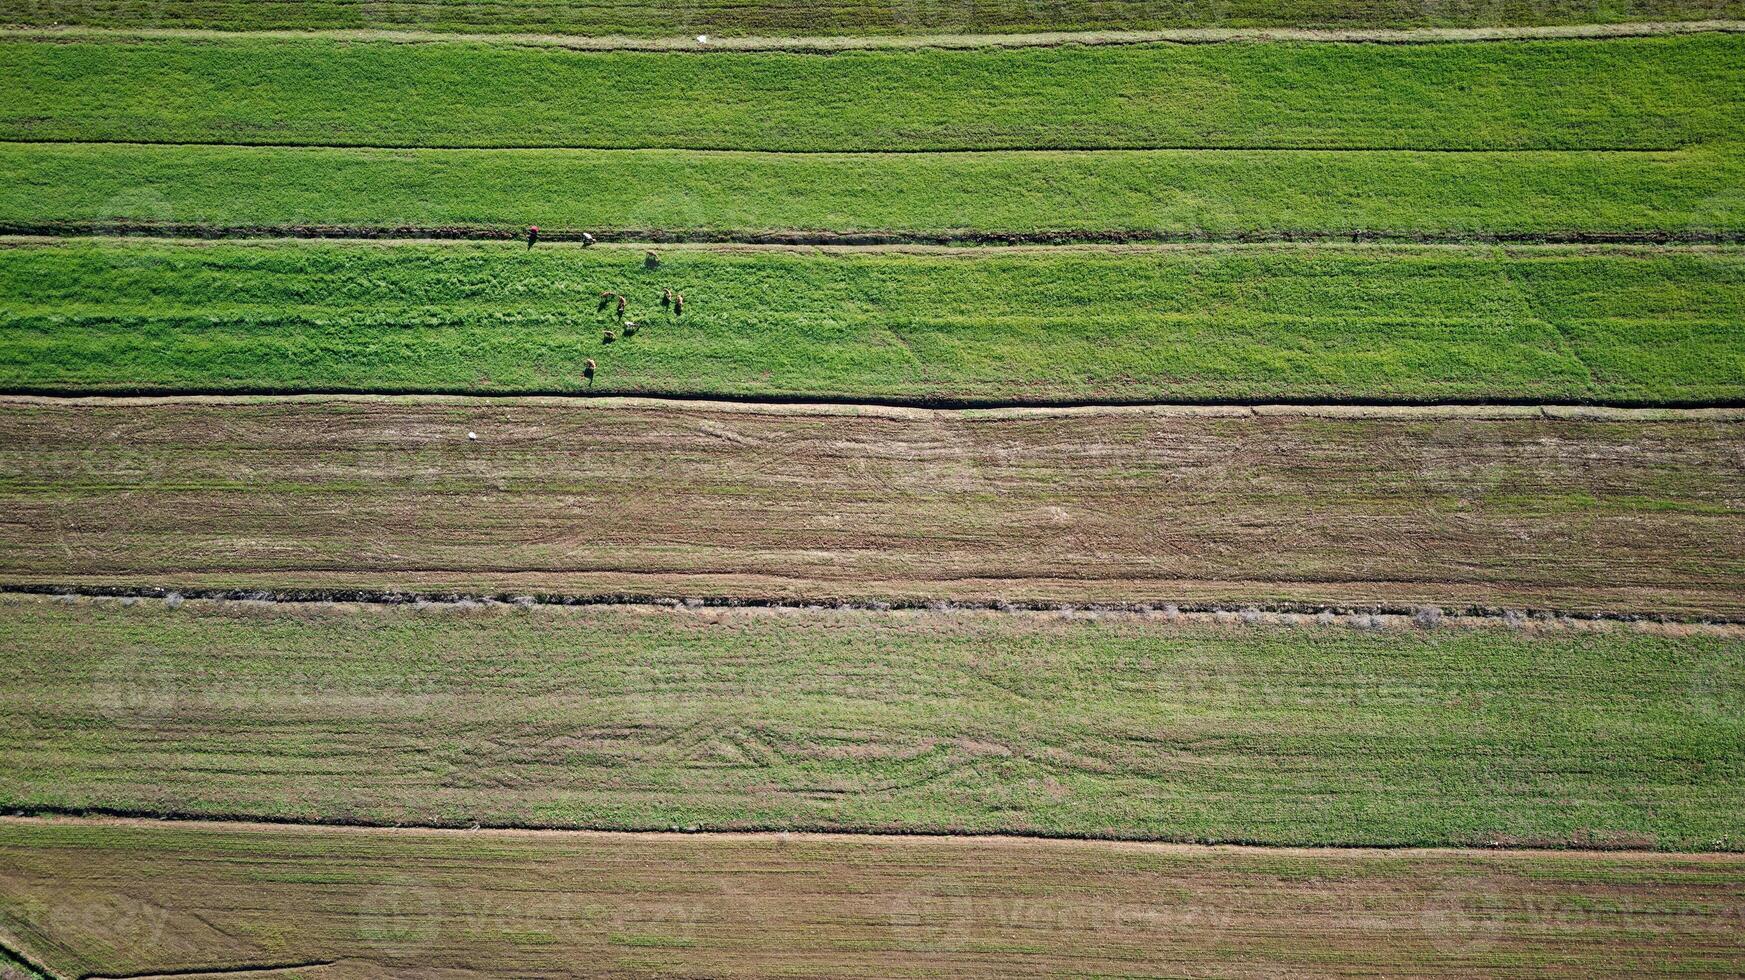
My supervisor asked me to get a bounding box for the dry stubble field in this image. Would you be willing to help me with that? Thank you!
[4,816,1745,979]
[1,397,1739,615]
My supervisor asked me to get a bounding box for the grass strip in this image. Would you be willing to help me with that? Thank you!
[3,34,1740,151]
[0,0,1740,36]
[2,598,1742,851]
[7,143,1739,242]
[1,240,1740,403]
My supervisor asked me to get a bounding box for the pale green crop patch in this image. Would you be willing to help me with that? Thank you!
[1,597,1740,848]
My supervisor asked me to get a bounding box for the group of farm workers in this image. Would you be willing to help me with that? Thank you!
[524,225,686,388]
[526,225,598,249]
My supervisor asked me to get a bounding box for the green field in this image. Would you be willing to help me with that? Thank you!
[0,6,1741,974]
[6,34,1739,150]
[2,240,1740,402]
[3,33,1742,243]
[3,598,1742,847]
[2,0,1739,35]
[10,142,1740,242]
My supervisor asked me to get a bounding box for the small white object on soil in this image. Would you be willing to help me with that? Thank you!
[697,34,709,44]
[467,432,478,441]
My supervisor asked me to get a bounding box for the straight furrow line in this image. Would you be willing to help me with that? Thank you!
[0,138,1692,154]
[0,811,1723,855]
[7,223,1736,248]
[4,384,1745,410]
[7,20,1745,50]
[10,587,1743,631]
[83,962,339,980]
[11,394,1740,421]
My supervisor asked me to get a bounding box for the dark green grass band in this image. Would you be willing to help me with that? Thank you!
[3,34,1739,152]
[2,239,1739,403]
[3,33,1738,242]
[4,143,1741,243]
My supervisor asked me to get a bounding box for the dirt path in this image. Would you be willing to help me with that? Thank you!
[6,20,1742,51]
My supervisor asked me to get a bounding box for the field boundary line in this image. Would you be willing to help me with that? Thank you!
[0,138,1693,154]
[7,392,1745,418]
[4,389,1744,413]
[0,929,66,980]
[4,20,1743,51]
[5,220,1735,248]
[3,811,1738,857]
[7,235,1739,257]
[82,961,340,980]
[9,587,1745,631]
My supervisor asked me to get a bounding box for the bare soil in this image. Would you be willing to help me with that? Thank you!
[1,397,1740,616]
[2,816,1742,978]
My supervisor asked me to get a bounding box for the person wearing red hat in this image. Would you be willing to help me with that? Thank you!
[526,225,539,250]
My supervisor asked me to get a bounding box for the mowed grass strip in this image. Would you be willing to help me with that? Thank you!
[4,819,1745,980]
[8,142,1740,240]
[2,398,1741,615]
[2,598,1743,849]
[2,240,1741,403]
[2,0,1740,34]
[2,34,1740,151]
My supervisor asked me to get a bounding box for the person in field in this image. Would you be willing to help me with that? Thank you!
[526,225,539,250]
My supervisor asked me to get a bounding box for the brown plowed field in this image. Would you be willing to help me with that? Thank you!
[2,397,1740,616]
[3,816,1743,979]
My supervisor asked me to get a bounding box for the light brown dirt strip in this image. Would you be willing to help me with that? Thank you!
[5,20,1743,50]
[1,815,1741,978]
[1,396,1740,616]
